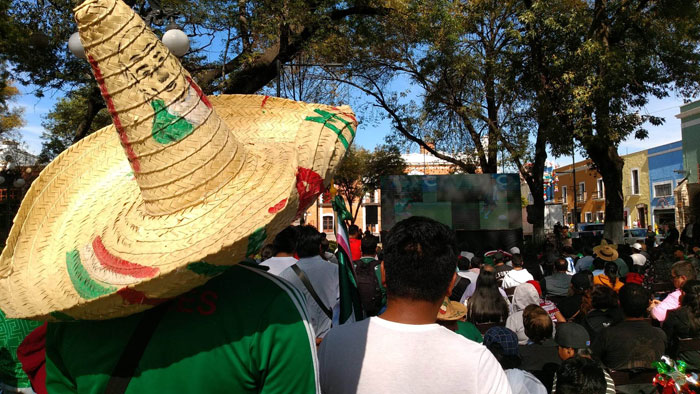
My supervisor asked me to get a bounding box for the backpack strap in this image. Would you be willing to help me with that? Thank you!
[291,264,333,319]
[104,303,169,394]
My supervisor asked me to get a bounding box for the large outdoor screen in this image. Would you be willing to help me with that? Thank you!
[381,174,523,232]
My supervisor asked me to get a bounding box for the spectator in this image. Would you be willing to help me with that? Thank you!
[280,226,339,339]
[507,283,565,345]
[575,285,623,342]
[259,225,298,275]
[625,264,645,286]
[353,234,385,317]
[483,327,547,394]
[663,279,700,370]
[545,258,573,298]
[0,311,42,394]
[650,260,697,323]
[629,243,647,268]
[348,224,362,260]
[318,216,511,393]
[518,305,561,373]
[436,297,483,344]
[575,247,595,272]
[591,283,667,370]
[461,265,510,303]
[320,234,339,265]
[502,254,535,289]
[552,323,615,394]
[593,241,627,277]
[593,262,623,292]
[555,356,608,394]
[259,244,275,262]
[557,272,593,320]
[469,255,483,274]
[466,270,510,325]
[494,252,513,283]
[458,255,479,285]
[663,222,680,247]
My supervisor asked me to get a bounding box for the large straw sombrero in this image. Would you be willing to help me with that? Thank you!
[0,0,356,320]
[593,240,619,262]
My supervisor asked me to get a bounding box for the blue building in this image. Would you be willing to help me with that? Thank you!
[648,141,684,229]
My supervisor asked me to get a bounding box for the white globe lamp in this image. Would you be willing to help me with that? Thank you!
[68,32,86,60]
[162,27,189,57]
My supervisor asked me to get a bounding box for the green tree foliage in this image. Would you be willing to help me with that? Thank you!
[0,80,25,136]
[334,145,406,225]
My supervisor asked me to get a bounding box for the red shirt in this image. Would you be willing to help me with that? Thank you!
[349,238,362,261]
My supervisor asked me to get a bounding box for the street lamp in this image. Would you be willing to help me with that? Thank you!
[68,0,189,58]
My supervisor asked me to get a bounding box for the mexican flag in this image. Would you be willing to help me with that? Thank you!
[331,195,364,324]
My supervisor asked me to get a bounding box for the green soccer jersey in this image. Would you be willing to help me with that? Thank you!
[46,265,319,393]
[0,310,42,388]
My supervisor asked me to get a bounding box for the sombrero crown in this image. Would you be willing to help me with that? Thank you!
[0,0,356,320]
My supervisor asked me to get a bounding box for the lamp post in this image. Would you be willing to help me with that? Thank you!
[69,0,190,59]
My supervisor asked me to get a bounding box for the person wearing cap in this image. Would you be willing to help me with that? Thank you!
[556,271,593,320]
[592,283,666,370]
[318,217,511,394]
[482,326,547,394]
[436,297,483,343]
[650,260,697,323]
[0,0,360,391]
[552,323,615,394]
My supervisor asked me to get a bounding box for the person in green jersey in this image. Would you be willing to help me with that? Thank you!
[0,310,42,393]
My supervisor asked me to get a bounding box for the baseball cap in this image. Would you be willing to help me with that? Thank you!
[483,326,519,357]
[571,272,592,291]
[631,243,643,251]
[509,247,520,255]
[555,323,590,349]
[460,251,475,261]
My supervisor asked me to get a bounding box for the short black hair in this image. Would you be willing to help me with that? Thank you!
[457,256,470,271]
[383,216,457,302]
[348,224,360,237]
[591,285,619,310]
[471,256,483,269]
[555,356,607,394]
[555,258,568,272]
[511,254,523,267]
[619,283,650,318]
[272,226,298,254]
[296,225,323,258]
[361,234,379,256]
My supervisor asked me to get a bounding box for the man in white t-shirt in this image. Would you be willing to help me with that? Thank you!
[502,254,534,289]
[259,225,298,276]
[280,226,339,339]
[318,216,511,394]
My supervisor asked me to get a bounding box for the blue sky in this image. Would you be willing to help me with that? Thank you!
[12,77,690,168]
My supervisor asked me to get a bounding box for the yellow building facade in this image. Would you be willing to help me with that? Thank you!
[621,150,650,228]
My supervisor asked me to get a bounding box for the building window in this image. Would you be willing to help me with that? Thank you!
[597,211,605,223]
[631,169,640,195]
[585,212,592,223]
[597,179,604,199]
[654,182,673,197]
[322,215,334,232]
[562,186,567,201]
[566,212,572,225]
[577,182,585,202]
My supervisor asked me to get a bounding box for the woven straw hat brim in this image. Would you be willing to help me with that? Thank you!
[0,95,354,320]
[593,247,619,262]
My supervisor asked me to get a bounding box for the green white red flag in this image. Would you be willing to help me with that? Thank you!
[331,194,364,324]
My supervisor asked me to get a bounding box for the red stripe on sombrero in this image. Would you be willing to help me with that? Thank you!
[186,76,212,109]
[268,198,287,213]
[331,106,357,123]
[87,55,141,173]
[117,288,169,306]
[261,95,270,108]
[92,237,159,278]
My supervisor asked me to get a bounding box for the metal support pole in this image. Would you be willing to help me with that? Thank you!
[572,147,577,228]
[276,59,281,98]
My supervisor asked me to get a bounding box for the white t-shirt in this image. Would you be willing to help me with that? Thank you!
[501,269,534,289]
[258,256,297,276]
[318,317,512,394]
[505,369,547,394]
[279,255,339,338]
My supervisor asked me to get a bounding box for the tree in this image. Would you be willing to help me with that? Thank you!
[334,145,406,225]
[0,79,25,136]
[1,0,391,150]
[523,0,700,243]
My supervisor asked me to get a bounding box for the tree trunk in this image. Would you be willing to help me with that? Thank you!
[72,86,105,143]
[587,142,625,244]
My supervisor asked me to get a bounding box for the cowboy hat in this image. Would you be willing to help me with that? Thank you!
[593,240,619,262]
[0,0,356,320]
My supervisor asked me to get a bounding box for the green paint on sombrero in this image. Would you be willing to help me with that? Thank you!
[150,99,194,144]
[50,311,76,321]
[186,261,231,277]
[66,250,117,300]
[304,109,355,149]
[246,227,267,257]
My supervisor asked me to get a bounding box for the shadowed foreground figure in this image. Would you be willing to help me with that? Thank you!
[318,216,512,394]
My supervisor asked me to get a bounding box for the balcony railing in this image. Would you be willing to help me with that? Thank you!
[593,190,604,200]
[576,191,587,202]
